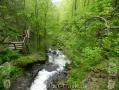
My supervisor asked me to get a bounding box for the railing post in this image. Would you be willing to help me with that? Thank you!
[13,43,17,50]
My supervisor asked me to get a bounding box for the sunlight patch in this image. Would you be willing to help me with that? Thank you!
[52,0,60,4]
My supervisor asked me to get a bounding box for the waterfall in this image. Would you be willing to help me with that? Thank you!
[30,49,70,90]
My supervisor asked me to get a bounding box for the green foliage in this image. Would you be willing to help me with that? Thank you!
[12,54,45,66]
[82,47,102,65]
[0,63,22,89]
[0,49,21,64]
[47,0,119,90]
[0,0,119,90]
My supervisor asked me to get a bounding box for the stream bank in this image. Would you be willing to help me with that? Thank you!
[10,60,46,90]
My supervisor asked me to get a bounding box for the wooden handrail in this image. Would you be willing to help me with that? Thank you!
[2,42,24,44]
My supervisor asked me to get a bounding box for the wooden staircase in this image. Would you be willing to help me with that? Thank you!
[8,42,24,50]
[2,29,30,53]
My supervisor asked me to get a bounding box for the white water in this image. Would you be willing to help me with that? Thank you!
[30,49,70,90]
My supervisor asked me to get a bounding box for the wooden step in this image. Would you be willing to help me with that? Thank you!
[9,45,23,50]
[8,46,14,49]
[9,44,23,46]
[9,47,23,50]
[16,48,23,50]
[16,46,23,48]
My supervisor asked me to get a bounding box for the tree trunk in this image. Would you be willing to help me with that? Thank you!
[112,0,118,8]
[72,0,77,16]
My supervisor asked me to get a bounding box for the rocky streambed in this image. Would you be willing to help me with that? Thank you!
[10,49,71,90]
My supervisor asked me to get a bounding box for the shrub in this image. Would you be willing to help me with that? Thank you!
[0,49,21,64]
[0,62,22,90]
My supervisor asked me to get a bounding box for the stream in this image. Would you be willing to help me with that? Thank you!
[30,49,71,90]
[11,49,71,90]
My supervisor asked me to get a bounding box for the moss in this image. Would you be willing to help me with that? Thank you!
[12,53,46,66]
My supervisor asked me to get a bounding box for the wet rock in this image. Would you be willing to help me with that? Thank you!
[10,62,44,90]
[44,63,59,72]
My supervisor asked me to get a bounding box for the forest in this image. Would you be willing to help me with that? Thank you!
[0,0,119,90]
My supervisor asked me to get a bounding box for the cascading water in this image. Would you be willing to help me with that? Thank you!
[30,49,70,90]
